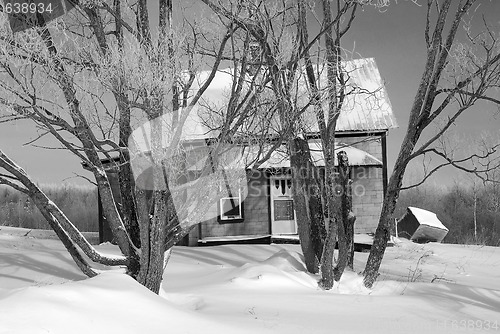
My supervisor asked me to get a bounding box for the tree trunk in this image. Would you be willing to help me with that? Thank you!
[363,198,395,288]
[117,97,141,250]
[35,201,98,277]
[345,214,356,270]
[334,150,355,280]
[0,150,127,270]
[363,137,412,288]
[117,101,141,278]
[310,183,326,263]
[318,214,336,289]
[135,112,178,294]
[318,138,341,289]
[289,137,325,273]
[137,179,169,294]
[473,188,477,241]
[362,0,463,283]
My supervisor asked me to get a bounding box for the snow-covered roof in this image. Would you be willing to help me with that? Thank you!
[301,58,398,132]
[167,58,397,141]
[408,207,449,231]
[128,58,397,156]
[128,106,212,153]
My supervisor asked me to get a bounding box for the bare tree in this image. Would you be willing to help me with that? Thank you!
[0,0,264,293]
[298,0,360,289]
[200,0,388,290]
[199,1,328,276]
[364,0,500,288]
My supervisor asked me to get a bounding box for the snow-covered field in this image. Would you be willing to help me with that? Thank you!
[0,227,499,333]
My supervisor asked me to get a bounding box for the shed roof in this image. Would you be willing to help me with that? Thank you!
[407,207,448,231]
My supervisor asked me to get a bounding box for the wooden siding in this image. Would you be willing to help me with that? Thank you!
[100,133,387,244]
[351,166,384,234]
[199,171,269,239]
[197,134,386,239]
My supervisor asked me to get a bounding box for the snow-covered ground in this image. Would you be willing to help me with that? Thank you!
[0,226,499,333]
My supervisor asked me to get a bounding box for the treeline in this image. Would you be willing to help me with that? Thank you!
[2,180,499,246]
[394,181,500,246]
[0,184,98,232]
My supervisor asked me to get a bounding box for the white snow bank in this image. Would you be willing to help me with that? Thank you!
[2,229,500,334]
[227,249,317,289]
[0,272,252,334]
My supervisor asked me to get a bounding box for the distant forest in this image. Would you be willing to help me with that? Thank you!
[0,184,98,232]
[394,181,500,246]
[1,180,499,246]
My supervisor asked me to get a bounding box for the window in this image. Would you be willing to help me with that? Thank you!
[218,188,244,223]
[274,200,294,221]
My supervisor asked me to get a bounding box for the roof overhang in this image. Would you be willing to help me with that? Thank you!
[185,140,382,172]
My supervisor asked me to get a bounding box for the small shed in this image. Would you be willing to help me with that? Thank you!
[397,207,448,243]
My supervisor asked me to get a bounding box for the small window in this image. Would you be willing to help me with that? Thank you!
[274,199,294,221]
[218,188,244,223]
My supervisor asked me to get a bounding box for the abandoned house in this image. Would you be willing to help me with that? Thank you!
[97,57,398,246]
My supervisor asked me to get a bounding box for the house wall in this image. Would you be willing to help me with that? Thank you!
[339,133,384,234]
[197,134,386,241]
[198,171,270,240]
[351,166,384,233]
[100,133,386,244]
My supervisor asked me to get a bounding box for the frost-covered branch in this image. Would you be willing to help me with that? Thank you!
[0,149,127,268]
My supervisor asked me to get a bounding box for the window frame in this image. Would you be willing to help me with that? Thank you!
[217,187,245,224]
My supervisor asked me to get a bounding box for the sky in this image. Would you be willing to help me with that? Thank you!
[0,0,499,187]
[343,0,500,187]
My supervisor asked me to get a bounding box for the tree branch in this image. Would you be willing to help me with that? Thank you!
[0,149,128,267]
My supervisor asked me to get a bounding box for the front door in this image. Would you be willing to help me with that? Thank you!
[270,176,297,235]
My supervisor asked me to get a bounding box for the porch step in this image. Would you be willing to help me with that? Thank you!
[197,233,392,249]
[198,234,271,246]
